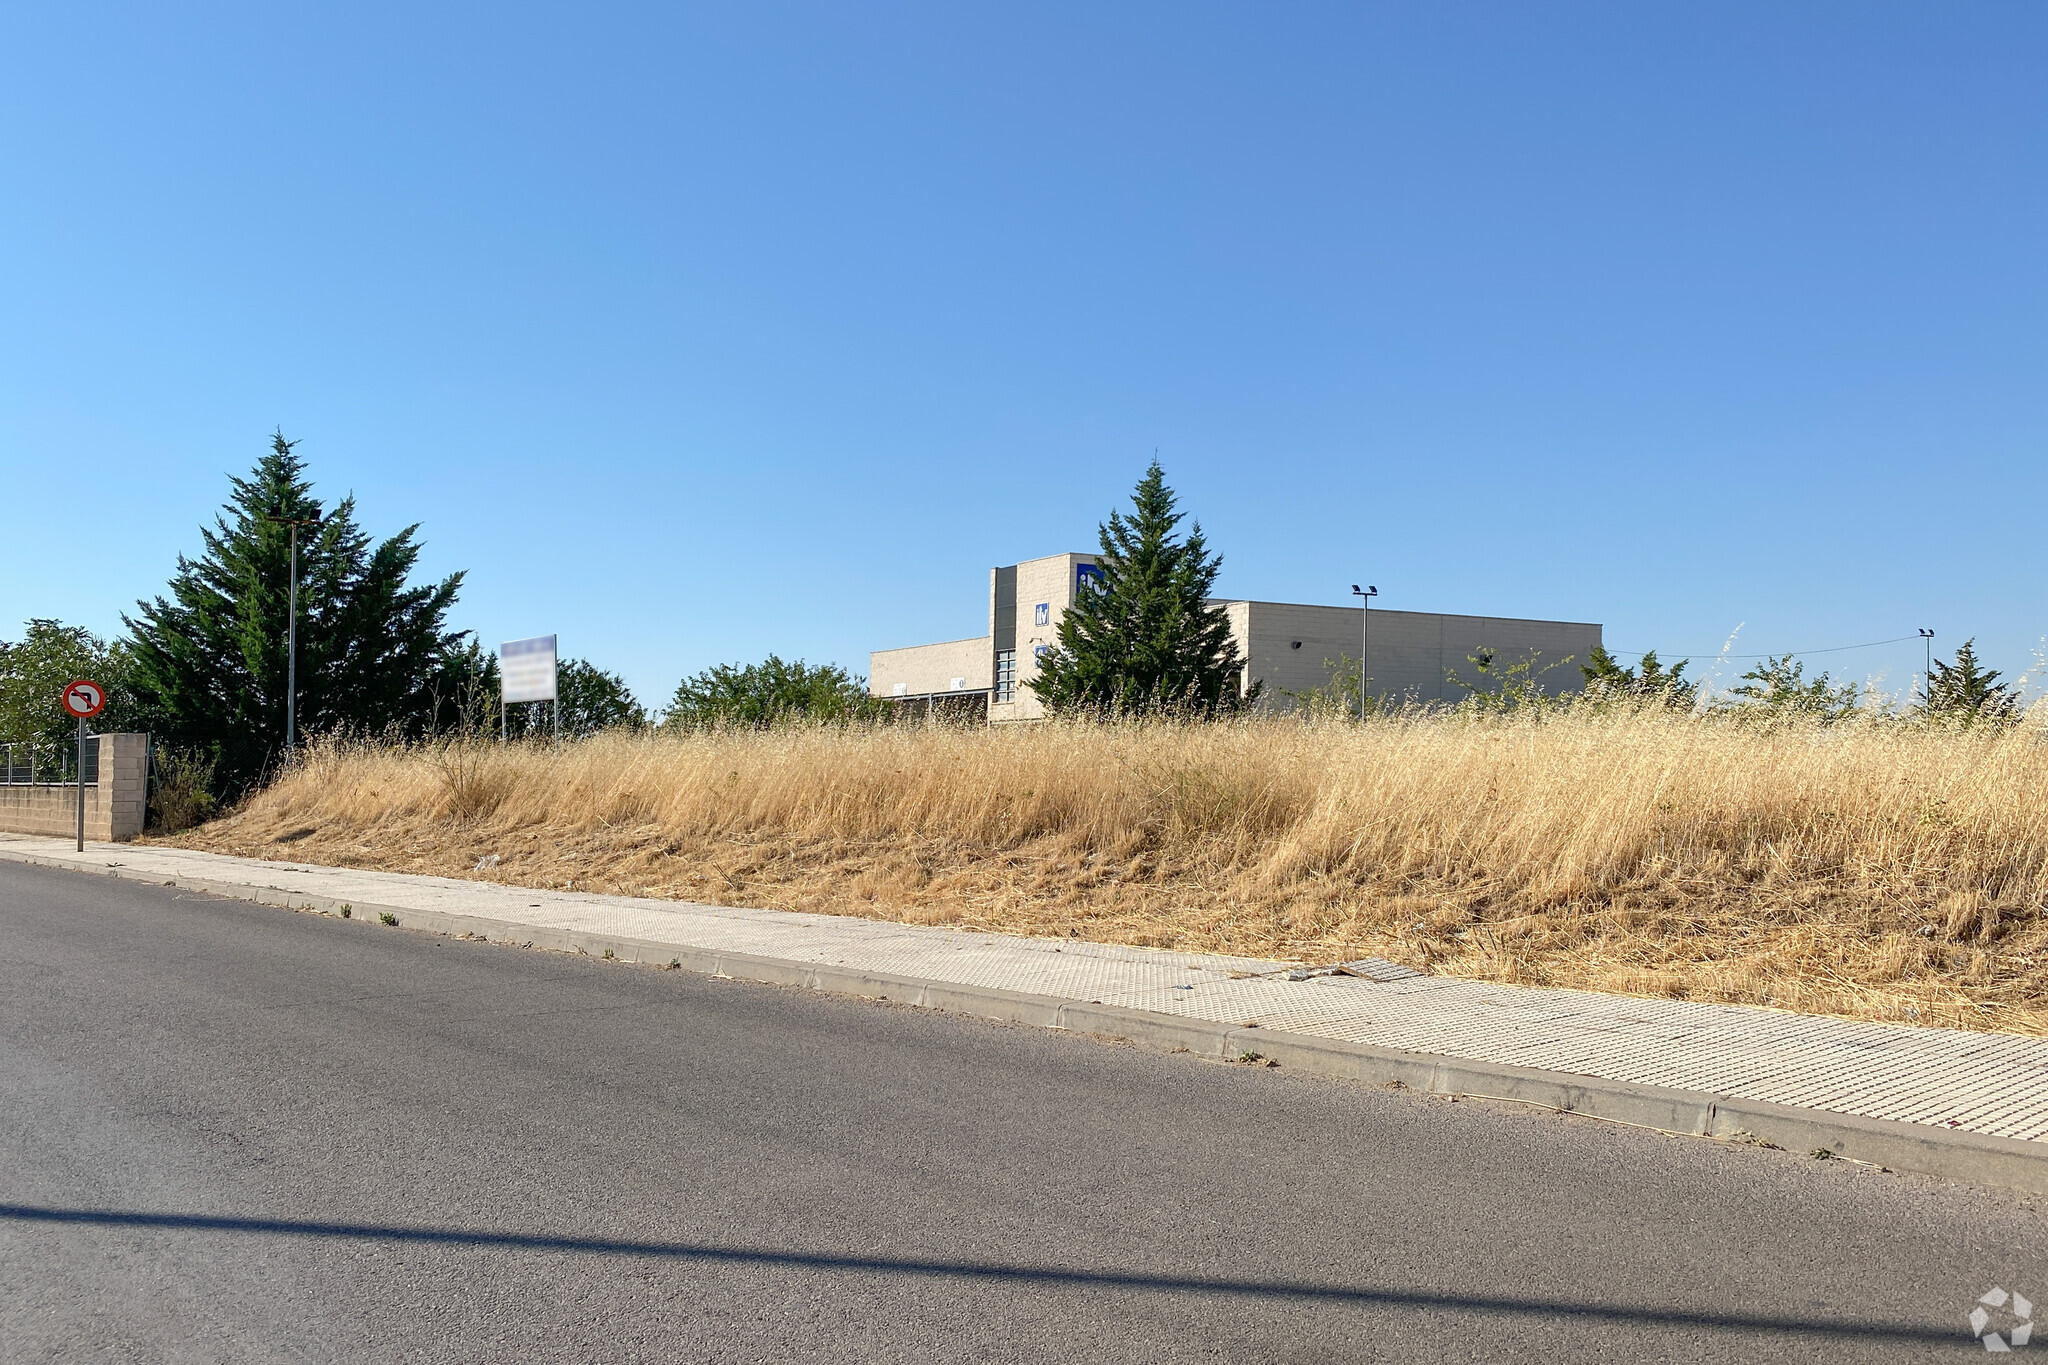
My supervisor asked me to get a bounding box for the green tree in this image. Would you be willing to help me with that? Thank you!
[1920,639,2019,727]
[0,619,142,758]
[125,431,468,794]
[1279,653,1376,720]
[502,658,647,738]
[1446,647,1576,712]
[1722,654,1861,722]
[1280,653,1417,719]
[1029,462,1253,717]
[1580,645,1698,707]
[664,656,877,729]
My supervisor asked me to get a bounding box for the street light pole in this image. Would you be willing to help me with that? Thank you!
[1919,628,1935,704]
[287,520,299,759]
[1351,584,1378,719]
[264,511,320,765]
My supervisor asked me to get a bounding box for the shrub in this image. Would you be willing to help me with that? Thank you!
[665,656,880,729]
[1720,655,1863,723]
[149,747,218,833]
[1446,648,1578,713]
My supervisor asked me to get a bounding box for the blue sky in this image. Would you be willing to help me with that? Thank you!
[3,3,2043,708]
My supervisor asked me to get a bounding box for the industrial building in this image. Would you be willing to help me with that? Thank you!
[870,552,1603,720]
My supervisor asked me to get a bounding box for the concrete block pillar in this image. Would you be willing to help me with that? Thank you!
[96,733,149,841]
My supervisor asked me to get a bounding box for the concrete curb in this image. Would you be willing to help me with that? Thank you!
[11,846,2048,1197]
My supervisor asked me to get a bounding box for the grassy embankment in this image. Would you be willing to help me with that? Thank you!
[169,710,2048,1035]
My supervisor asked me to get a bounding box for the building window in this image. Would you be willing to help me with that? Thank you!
[994,650,1016,702]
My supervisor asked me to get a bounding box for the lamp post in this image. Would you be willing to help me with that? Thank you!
[1351,584,1378,719]
[264,511,321,763]
[1919,628,1935,704]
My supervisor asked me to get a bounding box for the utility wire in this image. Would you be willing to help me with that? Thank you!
[1600,634,1924,663]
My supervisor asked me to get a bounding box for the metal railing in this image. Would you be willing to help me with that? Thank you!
[0,737,98,786]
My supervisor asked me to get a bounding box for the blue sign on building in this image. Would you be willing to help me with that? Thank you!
[1076,563,1106,592]
[1034,602,1050,627]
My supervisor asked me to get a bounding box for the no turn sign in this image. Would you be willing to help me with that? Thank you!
[62,679,107,720]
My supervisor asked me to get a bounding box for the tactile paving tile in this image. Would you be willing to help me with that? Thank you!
[12,835,2048,1143]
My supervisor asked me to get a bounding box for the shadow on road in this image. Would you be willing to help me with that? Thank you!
[0,1201,1954,1345]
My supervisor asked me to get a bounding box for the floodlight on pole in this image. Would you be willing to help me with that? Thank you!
[1351,584,1378,719]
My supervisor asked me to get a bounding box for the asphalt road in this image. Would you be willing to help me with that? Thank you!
[1,860,2041,1363]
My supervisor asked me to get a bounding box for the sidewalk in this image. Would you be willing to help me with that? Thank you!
[5,832,2046,1193]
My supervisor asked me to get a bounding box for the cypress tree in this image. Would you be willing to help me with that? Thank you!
[1579,646,1698,707]
[1030,462,1253,717]
[125,432,468,793]
[1922,639,2019,726]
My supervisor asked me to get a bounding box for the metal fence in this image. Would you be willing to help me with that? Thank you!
[0,737,99,786]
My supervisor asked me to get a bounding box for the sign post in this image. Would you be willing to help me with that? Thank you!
[499,636,559,744]
[61,680,107,851]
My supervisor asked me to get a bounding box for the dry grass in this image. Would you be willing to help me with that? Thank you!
[166,710,2048,1035]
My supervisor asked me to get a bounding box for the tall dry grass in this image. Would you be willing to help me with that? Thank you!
[172,709,2048,1034]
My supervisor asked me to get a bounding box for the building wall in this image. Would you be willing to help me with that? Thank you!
[1241,603,1602,707]
[990,565,1017,659]
[869,636,993,700]
[0,733,149,842]
[870,551,1601,719]
[990,552,1097,721]
[1223,600,1253,699]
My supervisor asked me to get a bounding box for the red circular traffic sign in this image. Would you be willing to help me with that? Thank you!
[62,679,107,720]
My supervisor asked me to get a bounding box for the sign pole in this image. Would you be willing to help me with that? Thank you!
[498,635,559,747]
[61,679,109,850]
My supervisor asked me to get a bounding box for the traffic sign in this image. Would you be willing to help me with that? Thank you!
[62,679,107,720]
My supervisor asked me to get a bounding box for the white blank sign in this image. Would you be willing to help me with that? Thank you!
[501,635,558,703]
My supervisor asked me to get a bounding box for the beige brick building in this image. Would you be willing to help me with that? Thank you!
[870,553,1603,720]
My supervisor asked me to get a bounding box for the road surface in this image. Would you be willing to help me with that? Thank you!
[1,859,2040,1362]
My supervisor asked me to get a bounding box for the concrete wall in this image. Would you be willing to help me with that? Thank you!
[869,636,994,700]
[0,733,149,841]
[1241,603,1602,708]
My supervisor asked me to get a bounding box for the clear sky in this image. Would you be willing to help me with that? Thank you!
[3,3,2043,709]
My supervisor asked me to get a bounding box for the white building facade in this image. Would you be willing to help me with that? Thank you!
[869,552,1603,720]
